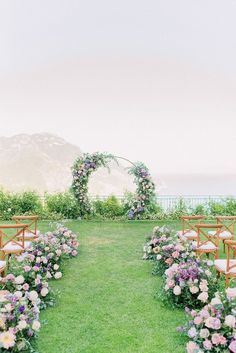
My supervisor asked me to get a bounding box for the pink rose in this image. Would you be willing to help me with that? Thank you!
[229,340,236,353]
[22,283,29,291]
[172,251,180,258]
[186,341,200,353]
[203,340,212,350]
[194,316,202,325]
[212,333,221,345]
[205,317,221,330]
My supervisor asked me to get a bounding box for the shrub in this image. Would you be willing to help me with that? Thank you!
[92,195,124,218]
[45,192,80,219]
[14,191,43,215]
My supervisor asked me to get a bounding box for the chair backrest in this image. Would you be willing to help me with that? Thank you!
[195,223,224,249]
[0,224,28,249]
[181,215,206,235]
[216,216,236,237]
[224,240,236,272]
[12,215,39,235]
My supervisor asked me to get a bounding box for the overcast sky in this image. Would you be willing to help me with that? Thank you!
[0,0,236,175]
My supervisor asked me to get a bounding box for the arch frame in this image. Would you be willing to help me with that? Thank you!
[71,152,156,219]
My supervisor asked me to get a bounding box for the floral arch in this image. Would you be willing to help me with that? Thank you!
[71,152,156,219]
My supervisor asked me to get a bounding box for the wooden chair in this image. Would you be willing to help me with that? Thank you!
[215,240,236,286]
[195,223,223,259]
[12,215,39,241]
[177,216,206,240]
[208,216,236,252]
[0,224,30,261]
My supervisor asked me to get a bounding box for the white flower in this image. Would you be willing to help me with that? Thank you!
[205,270,212,277]
[28,291,38,302]
[189,286,199,294]
[0,331,16,349]
[18,320,27,330]
[225,315,236,328]
[54,272,62,280]
[32,320,41,331]
[188,327,197,338]
[173,286,181,295]
[14,291,22,299]
[53,264,59,271]
[4,304,12,312]
[200,329,209,339]
[40,288,49,297]
[210,297,222,306]
[15,275,25,285]
[156,255,162,260]
[197,292,208,303]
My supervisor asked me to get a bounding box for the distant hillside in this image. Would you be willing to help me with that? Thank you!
[0,133,135,194]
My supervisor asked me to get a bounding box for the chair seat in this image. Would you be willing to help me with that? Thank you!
[1,241,31,253]
[208,230,233,239]
[177,230,197,238]
[0,261,6,270]
[17,231,39,240]
[215,259,236,274]
[196,241,218,251]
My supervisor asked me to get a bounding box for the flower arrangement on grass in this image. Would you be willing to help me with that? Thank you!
[180,288,236,353]
[0,290,40,352]
[143,225,196,275]
[163,259,218,309]
[143,226,173,261]
[0,224,79,352]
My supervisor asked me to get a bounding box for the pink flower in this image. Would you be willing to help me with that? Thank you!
[212,333,221,345]
[219,335,226,345]
[23,266,31,273]
[194,316,202,325]
[229,340,236,353]
[203,340,212,350]
[186,341,200,353]
[197,291,208,303]
[22,283,29,291]
[172,251,180,258]
[165,258,173,266]
[205,317,221,330]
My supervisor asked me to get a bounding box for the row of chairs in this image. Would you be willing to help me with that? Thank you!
[0,215,39,275]
[178,216,236,286]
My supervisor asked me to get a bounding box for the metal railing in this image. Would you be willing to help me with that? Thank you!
[88,194,233,211]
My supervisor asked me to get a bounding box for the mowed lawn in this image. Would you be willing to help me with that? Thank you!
[37,220,186,353]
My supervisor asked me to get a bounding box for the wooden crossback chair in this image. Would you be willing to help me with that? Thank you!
[209,216,236,252]
[12,215,39,241]
[0,224,30,262]
[195,223,224,259]
[177,216,206,240]
[215,240,236,286]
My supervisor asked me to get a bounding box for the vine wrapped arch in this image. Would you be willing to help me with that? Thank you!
[71,152,156,219]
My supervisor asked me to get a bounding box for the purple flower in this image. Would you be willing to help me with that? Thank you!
[19,305,25,313]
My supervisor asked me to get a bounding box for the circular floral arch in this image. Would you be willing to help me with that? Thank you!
[71,152,156,219]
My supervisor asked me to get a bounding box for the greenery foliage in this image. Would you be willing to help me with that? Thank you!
[0,188,236,221]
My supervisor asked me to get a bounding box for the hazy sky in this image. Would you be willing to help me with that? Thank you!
[1,0,236,175]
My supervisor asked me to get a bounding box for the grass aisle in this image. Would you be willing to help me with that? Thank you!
[37,221,186,353]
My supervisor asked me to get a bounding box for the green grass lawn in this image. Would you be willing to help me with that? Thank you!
[36,220,186,353]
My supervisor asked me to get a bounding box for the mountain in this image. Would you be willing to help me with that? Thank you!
[0,133,135,195]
